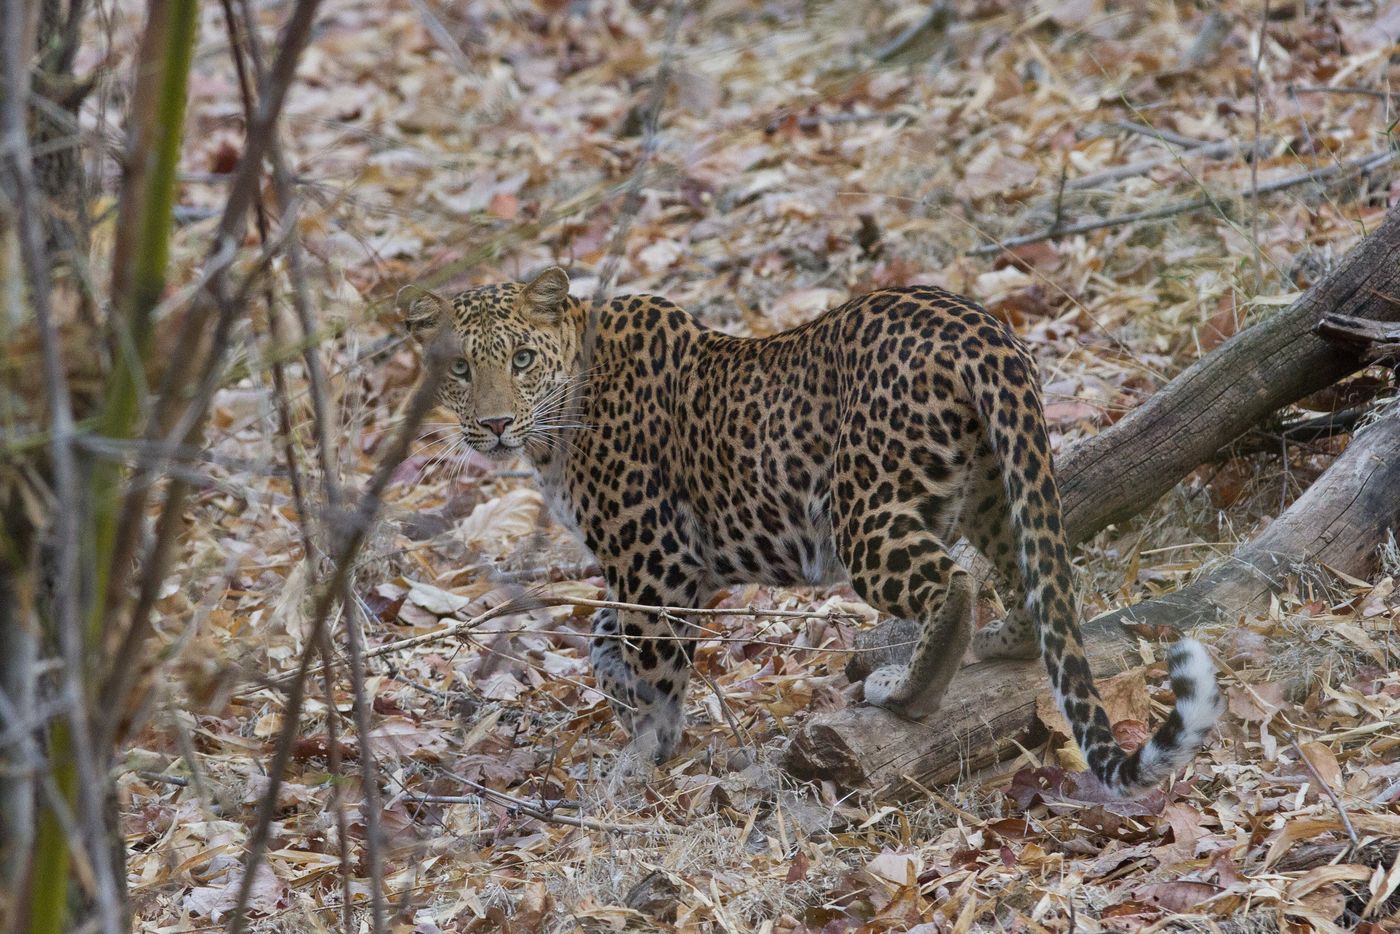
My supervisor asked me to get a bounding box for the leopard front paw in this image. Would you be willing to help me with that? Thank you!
[629,704,684,764]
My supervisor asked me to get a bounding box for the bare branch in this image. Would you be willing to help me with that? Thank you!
[873,0,953,64]
[226,320,456,934]
[1,0,122,926]
[969,149,1397,257]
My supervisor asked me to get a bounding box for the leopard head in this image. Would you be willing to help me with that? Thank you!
[400,266,583,461]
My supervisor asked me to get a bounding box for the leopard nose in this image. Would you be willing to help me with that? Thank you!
[478,415,514,437]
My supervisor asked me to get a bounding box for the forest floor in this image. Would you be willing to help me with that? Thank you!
[106,0,1400,930]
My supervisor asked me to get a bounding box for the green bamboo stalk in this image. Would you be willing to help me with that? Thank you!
[25,1,199,931]
[90,0,199,637]
[24,723,76,934]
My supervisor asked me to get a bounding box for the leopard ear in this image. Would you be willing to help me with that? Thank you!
[397,285,449,343]
[522,266,571,323]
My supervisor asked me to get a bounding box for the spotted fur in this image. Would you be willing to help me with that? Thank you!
[401,268,1221,794]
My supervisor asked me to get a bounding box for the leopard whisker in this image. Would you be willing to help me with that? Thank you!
[414,436,467,484]
[408,434,460,461]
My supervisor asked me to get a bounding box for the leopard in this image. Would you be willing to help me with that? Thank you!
[399,266,1222,795]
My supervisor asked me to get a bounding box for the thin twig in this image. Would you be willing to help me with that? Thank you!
[789,109,916,132]
[873,0,953,63]
[662,612,755,755]
[412,793,577,810]
[1288,84,1393,101]
[1284,731,1360,849]
[1064,139,1267,192]
[969,149,1397,256]
[341,586,388,931]
[1108,120,1210,148]
[1051,156,1068,230]
[405,0,472,73]
[411,779,671,835]
[1250,0,1270,291]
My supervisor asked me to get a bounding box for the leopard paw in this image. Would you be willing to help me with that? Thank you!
[629,703,684,764]
[863,664,950,718]
[862,664,910,708]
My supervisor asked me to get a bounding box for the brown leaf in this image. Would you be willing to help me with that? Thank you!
[207,138,241,174]
[992,241,1057,272]
[507,880,552,932]
[1198,294,1240,353]
[1226,682,1286,723]
[1299,741,1344,790]
[1042,400,1101,427]
[1134,880,1222,913]
[1112,718,1151,751]
[488,192,519,220]
[184,864,286,921]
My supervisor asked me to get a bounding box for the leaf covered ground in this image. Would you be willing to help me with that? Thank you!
[105,0,1400,930]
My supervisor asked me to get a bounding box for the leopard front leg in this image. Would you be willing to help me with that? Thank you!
[588,593,698,762]
[589,607,637,734]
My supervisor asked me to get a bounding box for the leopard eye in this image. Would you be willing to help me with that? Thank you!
[512,348,536,370]
[450,358,470,379]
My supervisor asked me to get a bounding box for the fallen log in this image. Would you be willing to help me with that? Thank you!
[1058,202,1400,544]
[788,405,1400,792]
[1095,404,1400,632]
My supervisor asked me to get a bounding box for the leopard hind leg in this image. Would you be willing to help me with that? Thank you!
[834,475,974,718]
[959,444,1041,660]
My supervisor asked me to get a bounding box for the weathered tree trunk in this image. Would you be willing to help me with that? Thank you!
[788,203,1400,793]
[1057,203,1400,545]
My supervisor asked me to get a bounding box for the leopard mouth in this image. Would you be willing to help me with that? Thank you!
[473,437,523,459]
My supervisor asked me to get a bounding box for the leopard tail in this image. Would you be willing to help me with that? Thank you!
[959,344,1221,794]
